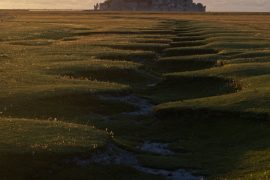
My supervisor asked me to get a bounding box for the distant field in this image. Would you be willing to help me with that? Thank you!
[0,10,270,180]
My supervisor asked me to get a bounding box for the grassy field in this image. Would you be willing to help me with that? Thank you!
[0,10,270,179]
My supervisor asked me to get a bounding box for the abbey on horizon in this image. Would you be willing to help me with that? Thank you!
[94,0,206,12]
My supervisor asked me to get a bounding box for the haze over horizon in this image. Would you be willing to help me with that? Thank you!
[0,0,269,12]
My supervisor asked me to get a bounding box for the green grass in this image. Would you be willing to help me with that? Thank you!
[1,11,270,180]
[0,117,105,179]
[162,47,219,57]
[0,117,163,180]
[0,90,136,121]
[156,54,220,72]
[0,117,108,153]
[144,75,238,103]
[170,40,207,47]
[95,50,157,62]
[98,43,170,52]
[45,59,157,85]
[135,116,270,179]
[207,41,270,49]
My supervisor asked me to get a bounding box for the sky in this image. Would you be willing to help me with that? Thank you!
[0,0,270,12]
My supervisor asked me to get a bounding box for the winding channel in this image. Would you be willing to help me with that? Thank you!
[71,20,240,179]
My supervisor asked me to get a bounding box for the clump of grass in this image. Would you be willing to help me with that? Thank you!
[132,38,172,44]
[156,59,217,73]
[95,51,157,62]
[29,29,75,40]
[171,36,205,42]
[162,47,219,57]
[75,29,174,36]
[99,43,169,52]
[144,75,239,103]
[62,37,78,41]
[0,53,9,59]
[170,41,207,47]
[0,117,108,153]
[47,60,156,85]
[0,91,137,121]
[156,54,220,72]
[10,40,53,46]
[231,50,270,59]
[207,41,270,49]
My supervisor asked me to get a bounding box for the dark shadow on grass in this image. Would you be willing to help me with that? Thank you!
[0,91,137,122]
[95,51,157,62]
[162,47,219,57]
[144,76,240,103]
[139,112,269,178]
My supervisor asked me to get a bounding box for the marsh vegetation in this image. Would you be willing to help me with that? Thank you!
[0,11,270,179]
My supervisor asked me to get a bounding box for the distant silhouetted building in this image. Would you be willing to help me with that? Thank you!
[94,0,206,12]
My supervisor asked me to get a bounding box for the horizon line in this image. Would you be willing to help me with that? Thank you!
[0,8,270,13]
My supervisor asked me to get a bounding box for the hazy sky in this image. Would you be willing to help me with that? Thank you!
[0,0,270,12]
